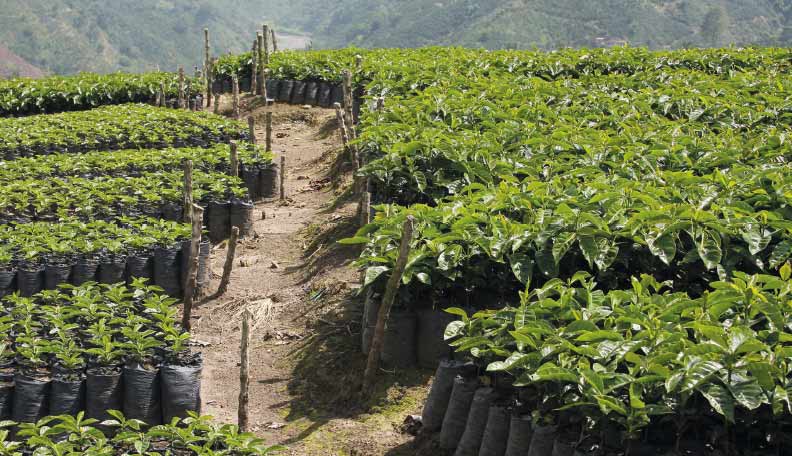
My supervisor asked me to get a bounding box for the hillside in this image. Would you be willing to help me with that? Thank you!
[0,44,46,78]
[0,0,290,75]
[288,0,790,49]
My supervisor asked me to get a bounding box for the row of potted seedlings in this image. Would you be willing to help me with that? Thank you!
[0,281,201,427]
[0,104,248,159]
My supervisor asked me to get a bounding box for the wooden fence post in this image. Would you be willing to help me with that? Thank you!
[230,141,239,177]
[263,24,271,65]
[232,74,240,119]
[186,80,192,110]
[217,227,240,295]
[251,39,258,96]
[248,117,256,145]
[159,82,166,107]
[206,58,213,109]
[238,307,252,431]
[181,203,204,332]
[183,160,193,223]
[333,102,350,150]
[265,112,273,151]
[178,66,185,109]
[342,70,355,138]
[257,33,264,95]
[262,68,269,101]
[279,156,286,201]
[360,191,371,228]
[212,58,220,114]
[271,27,278,52]
[362,216,415,393]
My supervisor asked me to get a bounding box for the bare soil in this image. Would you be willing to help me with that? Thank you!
[193,97,433,455]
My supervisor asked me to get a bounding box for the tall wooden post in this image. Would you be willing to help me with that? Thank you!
[206,58,214,108]
[271,27,278,52]
[257,32,264,95]
[230,141,239,177]
[262,24,271,65]
[334,102,350,151]
[362,216,415,393]
[232,74,240,120]
[182,203,204,332]
[183,160,193,223]
[185,80,192,110]
[342,70,355,139]
[238,307,252,431]
[265,112,273,152]
[204,28,210,80]
[248,117,256,145]
[158,82,165,107]
[217,227,240,295]
[251,39,259,96]
[178,66,185,109]
[360,191,371,228]
[279,156,286,201]
[262,68,269,101]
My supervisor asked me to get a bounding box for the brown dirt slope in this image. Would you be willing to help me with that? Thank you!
[192,96,433,455]
[0,45,46,79]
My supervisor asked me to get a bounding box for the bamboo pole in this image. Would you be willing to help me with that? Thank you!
[232,74,240,120]
[251,39,258,96]
[271,27,278,52]
[217,226,240,295]
[181,203,203,332]
[230,141,239,177]
[248,117,256,145]
[265,112,273,152]
[362,216,415,393]
[178,66,185,109]
[238,307,252,431]
[262,24,271,65]
[183,160,193,223]
[279,156,286,201]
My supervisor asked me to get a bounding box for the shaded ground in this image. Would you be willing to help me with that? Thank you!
[192,97,432,455]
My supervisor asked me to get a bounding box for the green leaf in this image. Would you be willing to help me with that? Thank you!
[338,236,369,245]
[363,266,389,287]
[696,229,723,270]
[701,383,735,423]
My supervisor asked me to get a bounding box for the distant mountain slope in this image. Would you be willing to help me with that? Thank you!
[0,44,46,79]
[0,0,290,75]
[272,0,790,49]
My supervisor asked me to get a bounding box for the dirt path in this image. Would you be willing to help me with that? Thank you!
[192,99,427,455]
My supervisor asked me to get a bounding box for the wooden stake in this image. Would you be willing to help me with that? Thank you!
[248,117,256,145]
[186,80,192,110]
[362,216,415,393]
[251,39,258,96]
[271,27,278,52]
[279,155,286,201]
[342,70,355,137]
[360,191,371,227]
[207,58,214,108]
[183,160,193,223]
[204,28,210,84]
[334,102,350,149]
[265,112,273,151]
[262,68,269,102]
[159,82,166,108]
[181,203,204,332]
[230,141,239,177]
[178,66,185,109]
[257,33,264,96]
[263,24,271,65]
[217,226,240,295]
[232,74,240,119]
[238,307,252,432]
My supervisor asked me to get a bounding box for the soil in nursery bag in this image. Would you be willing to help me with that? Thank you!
[479,404,511,456]
[266,79,280,99]
[154,245,182,297]
[179,238,192,287]
[0,268,15,297]
[422,359,467,432]
[126,251,153,282]
[230,199,255,238]
[161,202,183,222]
[207,199,231,242]
[12,370,50,423]
[552,437,576,456]
[98,254,127,284]
[160,354,202,422]
[277,80,294,103]
[305,82,319,106]
[123,361,162,426]
[17,263,44,297]
[49,368,85,416]
[259,164,279,199]
[44,260,72,290]
[416,308,456,368]
[527,424,558,456]
[380,310,418,368]
[504,414,534,456]
[71,255,100,285]
[242,165,261,200]
[331,84,344,106]
[318,82,333,108]
[0,381,12,420]
[291,81,307,105]
[196,239,211,292]
[440,376,479,450]
[86,366,123,421]
[455,387,495,456]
